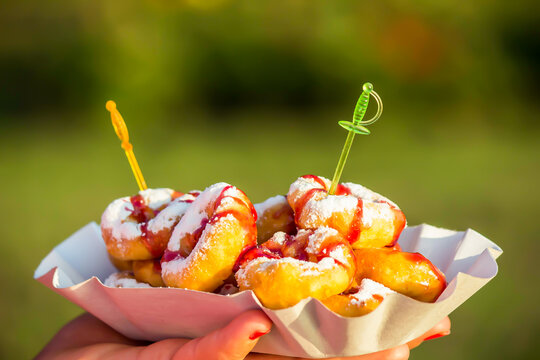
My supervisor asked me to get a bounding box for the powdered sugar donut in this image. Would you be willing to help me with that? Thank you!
[161,183,257,292]
[354,247,446,302]
[103,271,152,288]
[254,195,296,244]
[235,227,356,309]
[287,175,406,249]
[101,189,196,261]
[322,278,395,317]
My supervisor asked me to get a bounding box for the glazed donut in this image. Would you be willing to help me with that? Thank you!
[254,195,296,244]
[132,259,165,287]
[161,183,257,292]
[322,278,395,317]
[235,227,356,309]
[287,175,406,249]
[104,271,152,288]
[354,247,446,302]
[101,189,196,261]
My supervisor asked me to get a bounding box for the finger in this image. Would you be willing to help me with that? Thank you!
[133,338,190,360]
[242,344,410,360]
[407,316,451,349]
[328,345,410,360]
[173,310,272,360]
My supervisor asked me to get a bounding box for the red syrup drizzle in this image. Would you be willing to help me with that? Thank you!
[129,194,166,258]
[161,249,181,266]
[301,174,327,189]
[347,198,364,244]
[283,234,309,261]
[294,188,326,224]
[317,241,346,266]
[176,185,257,259]
[335,183,352,196]
[233,245,281,272]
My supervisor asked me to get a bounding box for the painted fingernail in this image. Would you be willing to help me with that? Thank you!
[249,329,270,340]
[424,332,450,341]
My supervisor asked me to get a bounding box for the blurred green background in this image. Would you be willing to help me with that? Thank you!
[1,0,538,358]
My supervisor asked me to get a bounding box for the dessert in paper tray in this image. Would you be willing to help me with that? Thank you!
[35,175,502,358]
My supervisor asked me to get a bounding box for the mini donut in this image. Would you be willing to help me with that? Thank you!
[101,189,196,261]
[235,227,356,309]
[322,278,395,317]
[132,259,165,287]
[254,195,296,244]
[103,271,152,288]
[161,183,257,292]
[354,247,446,302]
[108,254,133,272]
[287,175,406,249]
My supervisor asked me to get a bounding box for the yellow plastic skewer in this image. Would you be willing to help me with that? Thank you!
[105,101,148,191]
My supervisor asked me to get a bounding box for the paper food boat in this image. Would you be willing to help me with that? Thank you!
[35,222,501,358]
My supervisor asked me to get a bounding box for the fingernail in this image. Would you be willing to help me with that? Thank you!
[424,332,450,341]
[249,329,270,340]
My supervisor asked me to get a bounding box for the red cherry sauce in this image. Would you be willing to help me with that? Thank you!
[161,249,182,266]
[181,185,257,258]
[294,188,326,224]
[129,194,163,257]
[233,245,280,272]
[280,233,308,261]
[295,175,328,224]
[214,186,257,233]
[179,217,209,257]
[301,174,327,189]
[335,183,352,195]
[347,198,364,244]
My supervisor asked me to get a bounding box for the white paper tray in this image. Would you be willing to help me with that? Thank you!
[35,223,502,358]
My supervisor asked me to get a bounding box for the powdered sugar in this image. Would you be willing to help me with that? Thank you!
[162,209,238,277]
[254,195,287,217]
[361,202,394,228]
[343,182,399,209]
[328,247,349,265]
[167,183,230,252]
[101,188,175,242]
[104,272,152,288]
[349,278,395,306]
[288,176,331,204]
[301,195,357,227]
[236,250,340,287]
[269,231,289,245]
[148,193,198,233]
[300,257,337,277]
[305,227,339,254]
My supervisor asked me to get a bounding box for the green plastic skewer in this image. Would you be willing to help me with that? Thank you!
[328,82,383,195]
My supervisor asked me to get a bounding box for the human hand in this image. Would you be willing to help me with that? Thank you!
[36,311,450,360]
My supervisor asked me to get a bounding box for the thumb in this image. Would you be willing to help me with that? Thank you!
[173,310,272,360]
